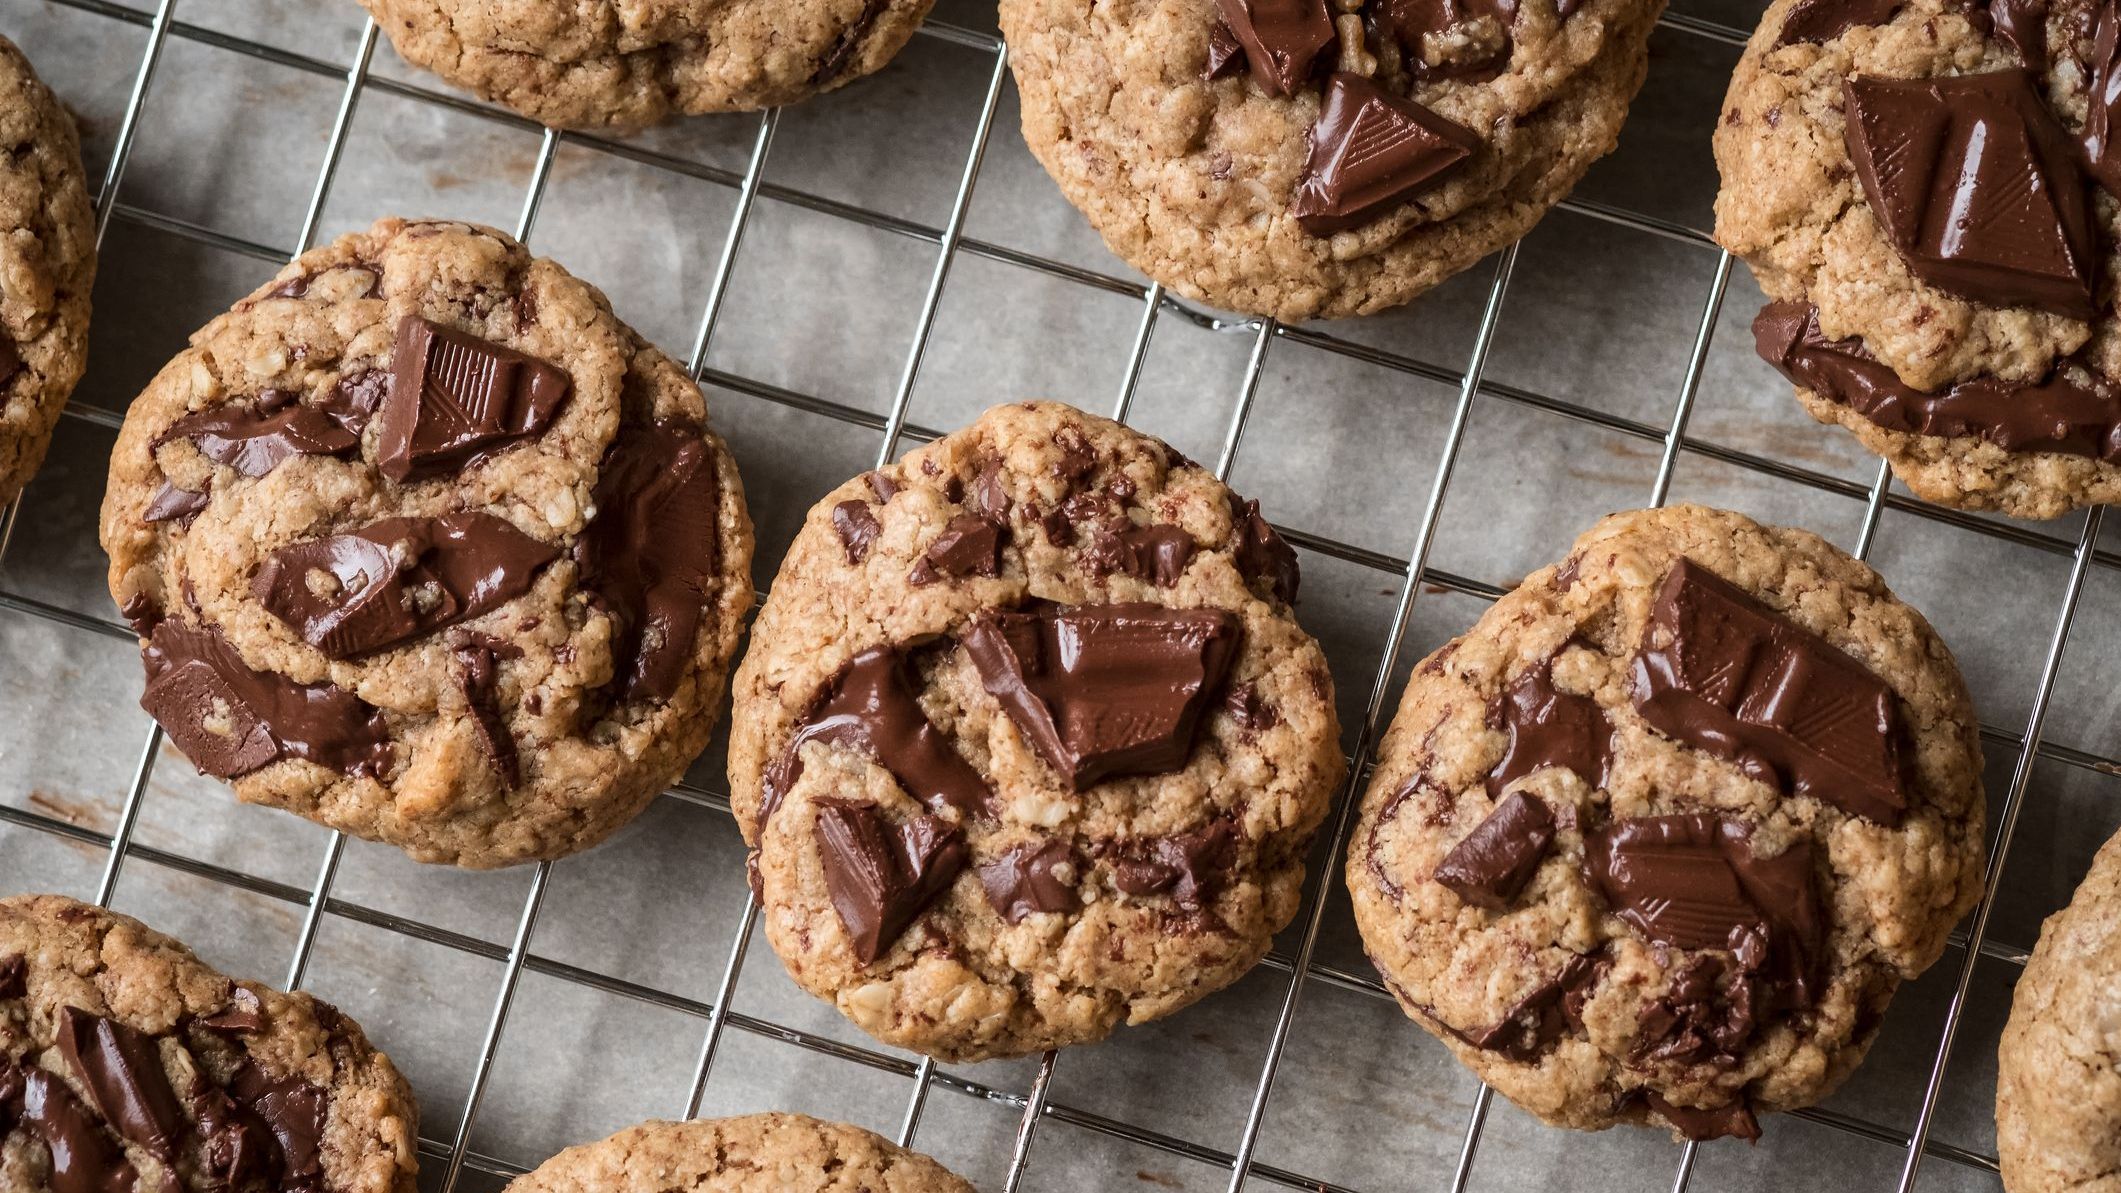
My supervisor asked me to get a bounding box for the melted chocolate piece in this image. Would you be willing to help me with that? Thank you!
[139,619,392,780]
[1292,73,1481,235]
[158,399,361,479]
[1431,791,1555,909]
[0,954,23,998]
[1121,525,1196,587]
[812,0,890,84]
[578,420,722,702]
[55,1008,186,1161]
[1215,0,1333,95]
[1370,0,1519,76]
[1112,820,1236,908]
[1755,300,2121,463]
[834,499,882,564]
[188,1080,277,1190]
[1989,0,2049,68]
[964,602,1240,790]
[1634,953,1755,1065]
[1774,0,1902,44]
[758,646,994,832]
[1643,1091,1762,1143]
[813,798,966,963]
[915,513,1004,582]
[376,316,571,482]
[1632,558,1908,825]
[2082,1,2121,197]
[225,1064,326,1189]
[253,512,556,659]
[980,839,1081,922]
[1205,18,1249,78]
[18,1066,139,1193]
[453,641,519,788]
[1485,658,1614,797]
[198,986,265,1033]
[141,483,208,526]
[1842,70,2096,318]
[1231,498,1301,604]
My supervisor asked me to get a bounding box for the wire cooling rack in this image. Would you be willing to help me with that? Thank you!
[0,1,2116,1190]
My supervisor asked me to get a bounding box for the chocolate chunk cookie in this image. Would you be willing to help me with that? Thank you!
[1348,505,1985,1141]
[99,217,754,869]
[1998,825,2121,1193]
[999,0,1664,321]
[0,35,95,507]
[1717,0,2121,517]
[360,0,936,130]
[507,1114,975,1192]
[0,894,419,1193]
[728,401,1344,1062]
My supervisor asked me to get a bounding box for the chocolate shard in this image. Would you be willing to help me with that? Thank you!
[141,483,208,527]
[964,602,1240,790]
[188,1079,277,1190]
[1215,0,1333,95]
[833,500,882,564]
[198,986,266,1033]
[1431,791,1556,910]
[2083,2,2121,198]
[1089,523,1198,587]
[916,513,1004,582]
[18,1065,142,1193]
[1842,70,2096,318]
[972,458,1012,523]
[1631,558,1908,825]
[1370,0,1520,77]
[158,398,362,479]
[56,1007,187,1162]
[578,420,722,702]
[1291,73,1481,236]
[813,798,967,963]
[1485,657,1614,797]
[1112,820,1237,908]
[225,1063,327,1189]
[1447,951,1600,1060]
[253,512,557,660]
[139,619,393,780]
[1774,0,1902,45]
[1231,497,1300,604]
[375,315,571,482]
[1205,18,1249,79]
[1643,1091,1762,1143]
[758,645,994,833]
[1755,300,2121,463]
[453,641,520,788]
[0,954,23,998]
[980,839,1081,922]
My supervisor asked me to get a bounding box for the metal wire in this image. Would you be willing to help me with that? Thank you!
[4,1,2112,1188]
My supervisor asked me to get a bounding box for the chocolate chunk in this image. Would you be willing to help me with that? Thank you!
[579,420,722,702]
[2083,2,2121,197]
[1642,1091,1761,1143]
[1632,558,1908,824]
[141,483,208,526]
[980,839,1081,922]
[18,1066,140,1193]
[188,1080,276,1190]
[1842,71,2096,318]
[811,0,890,84]
[915,513,1004,582]
[56,1008,186,1161]
[0,954,22,998]
[1431,791,1556,909]
[1112,820,1236,908]
[139,619,392,780]
[1215,0,1334,94]
[1205,18,1249,78]
[253,512,556,660]
[323,369,390,433]
[813,798,967,963]
[453,641,519,788]
[758,645,994,832]
[225,1064,326,1189]
[1121,525,1196,587]
[863,470,899,503]
[1774,0,1902,44]
[375,316,571,482]
[1370,0,1519,76]
[1633,953,1756,1065]
[1292,73,1481,235]
[1447,952,1599,1060]
[1231,498,1300,604]
[1485,658,1613,797]
[158,399,361,479]
[965,602,1240,790]
[119,594,163,639]
[198,986,265,1033]
[1755,300,2121,463]
[972,458,1012,523]
[832,499,882,565]
[1223,681,1280,732]
[1989,0,2048,68]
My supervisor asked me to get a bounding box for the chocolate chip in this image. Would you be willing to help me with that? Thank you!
[964,602,1240,790]
[1486,657,1613,797]
[1842,71,2095,318]
[57,1007,187,1161]
[1112,820,1236,909]
[832,499,882,564]
[1642,1091,1761,1143]
[813,798,966,963]
[980,839,1081,922]
[916,513,1004,582]
[0,954,22,998]
[375,316,571,482]
[578,420,722,702]
[1215,0,1334,95]
[198,986,265,1033]
[139,619,392,780]
[1050,427,1098,483]
[225,1063,327,1189]
[1291,73,1480,235]
[758,645,994,833]
[142,483,208,526]
[1431,791,1555,910]
[453,641,519,788]
[1755,300,2121,463]
[1774,0,1902,44]
[157,399,361,479]
[1632,558,1907,824]
[253,512,556,660]
[1230,497,1300,604]
[1204,18,1249,78]
[15,1064,141,1193]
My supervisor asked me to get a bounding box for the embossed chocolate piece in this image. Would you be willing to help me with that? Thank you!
[253,512,556,659]
[813,798,967,963]
[1205,18,1249,78]
[1292,73,1481,236]
[1774,0,1902,45]
[1754,300,2121,464]
[140,620,392,780]
[1632,558,1908,824]
[1842,71,2096,318]
[980,839,1080,922]
[1232,497,1300,604]
[832,499,882,564]
[453,641,519,788]
[1485,658,1614,797]
[1112,820,1236,908]
[1432,791,1556,909]
[158,394,361,479]
[759,646,994,832]
[376,316,571,481]
[965,602,1240,790]
[56,1008,186,1161]
[2083,2,2121,197]
[1214,0,1334,95]
[579,420,722,702]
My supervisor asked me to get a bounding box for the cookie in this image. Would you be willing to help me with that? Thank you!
[1347,505,1986,1141]
[0,894,419,1193]
[99,216,755,869]
[0,35,95,507]
[507,1114,975,1192]
[998,0,1663,321]
[360,0,937,130]
[1997,824,2121,1193]
[728,401,1345,1062]
[1715,0,2121,518]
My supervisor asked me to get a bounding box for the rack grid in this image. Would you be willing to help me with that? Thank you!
[0,2,2114,1190]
